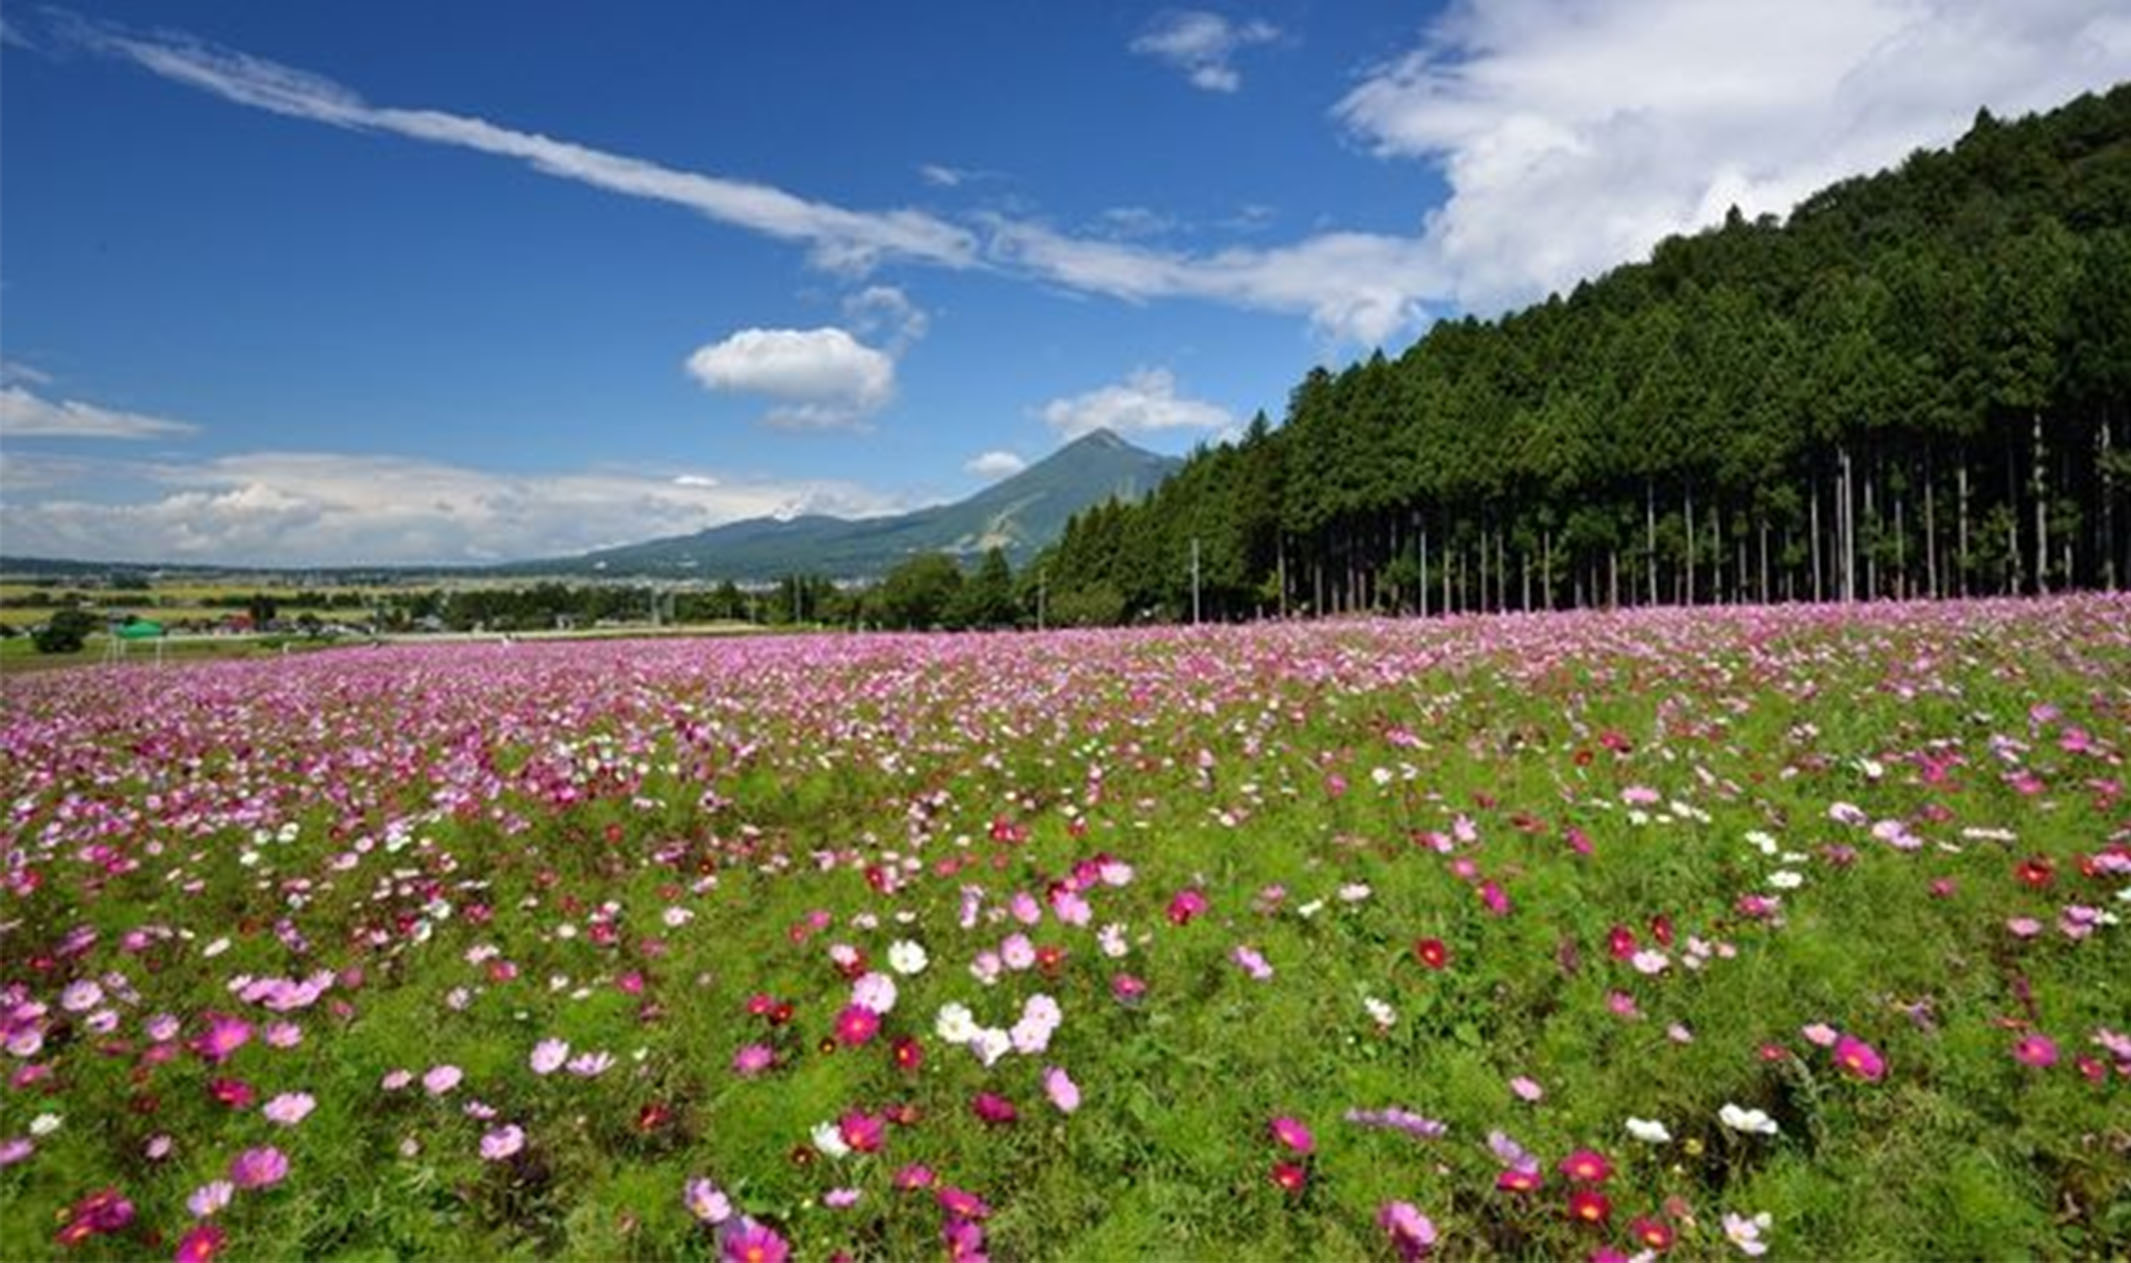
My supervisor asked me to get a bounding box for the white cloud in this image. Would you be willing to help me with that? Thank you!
[55,8,2127,350]
[1040,368,1231,440]
[918,163,966,187]
[683,327,896,430]
[1335,0,2131,312]
[1,451,913,566]
[963,450,1027,479]
[0,384,200,439]
[65,18,977,277]
[842,285,929,354]
[1130,11,1281,93]
[1,360,54,386]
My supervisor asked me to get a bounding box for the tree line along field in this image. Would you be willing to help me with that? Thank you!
[0,596,2125,1261]
[1037,86,2131,626]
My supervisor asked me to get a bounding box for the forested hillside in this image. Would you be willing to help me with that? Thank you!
[1041,87,2131,624]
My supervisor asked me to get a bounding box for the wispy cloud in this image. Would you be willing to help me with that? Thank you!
[0,384,200,439]
[61,16,977,277]
[1040,367,1231,440]
[1336,0,2131,311]
[1129,11,1281,93]
[52,15,1438,342]
[2,450,915,565]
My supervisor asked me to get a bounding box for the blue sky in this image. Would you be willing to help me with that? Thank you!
[4,1,2127,565]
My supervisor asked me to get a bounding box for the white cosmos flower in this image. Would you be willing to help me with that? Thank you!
[1718,1103,1780,1136]
[887,940,928,975]
[1767,871,1804,890]
[971,1027,1012,1067]
[1625,1117,1672,1144]
[810,1121,850,1159]
[934,1003,977,1045]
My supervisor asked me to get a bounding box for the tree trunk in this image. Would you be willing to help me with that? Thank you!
[1419,526,1430,618]
[1839,445,1855,603]
[1646,480,1658,607]
[1277,534,1288,618]
[1957,457,1970,597]
[1608,547,1619,610]
[1811,472,1824,603]
[2103,414,2118,591]
[1924,451,1939,599]
[2032,410,2048,594]
[1685,484,1697,607]
[1758,513,1770,604]
[1864,458,1877,600]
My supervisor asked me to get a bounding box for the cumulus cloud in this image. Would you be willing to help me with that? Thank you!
[1,451,913,566]
[683,327,897,430]
[1336,0,2131,311]
[1041,368,1232,440]
[0,384,200,439]
[963,450,1027,479]
[1130,11,1281,93]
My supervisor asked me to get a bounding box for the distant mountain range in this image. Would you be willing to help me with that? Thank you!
[0,430,1182,581]
[536,428,1181,579]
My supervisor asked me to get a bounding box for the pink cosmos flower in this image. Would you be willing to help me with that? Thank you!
[530,1038,569,1075]
[480,1124,526,1161]
[684,1177,732,1224]
[1111,973,1147,1004]
[1834,1035,1886,1081]
[1269,1115,1315,1154]
[229,1146,290,1189]
[894,1164,937,1191]
[1231,945,1274,981]
[823,1187,861,1209]
[1043,1065,1081,1114]
[1800,1023,1839,1048]
[1509,1076,1543,1103]
[1166,889,1208,926]
[187,1180,234,1218]
[838,1111,885,1153]
[174,1223,227,1263]
[262,1092,315,1126]
[192,1014,252,1064]
[0,1137,32,1166]
[2013,1034,2059,1068]
[937,1186,992,1219]
[720,1218,790,1263]
[422,1064,463,1095]
[1379,1202,1436,1261]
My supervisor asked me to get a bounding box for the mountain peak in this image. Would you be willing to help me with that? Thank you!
[1064,426,1129,451]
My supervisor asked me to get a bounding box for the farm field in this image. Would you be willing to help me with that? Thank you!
[1,598,2126,1261]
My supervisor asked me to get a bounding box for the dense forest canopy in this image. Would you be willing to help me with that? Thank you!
[1038,86,2131,624]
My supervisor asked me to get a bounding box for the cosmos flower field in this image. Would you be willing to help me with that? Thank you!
[2,599,2128,1262]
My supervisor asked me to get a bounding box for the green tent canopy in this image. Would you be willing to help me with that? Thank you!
[115,620,165,639]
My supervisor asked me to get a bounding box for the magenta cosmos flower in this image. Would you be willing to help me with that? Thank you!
[1269,1115,1315,1154]
[720,1218,789,1263]
[191,1014,252,1064]
[2013,1034,2059,1068]
[1833,1035,1886,1081]
[834,1005,881,1047]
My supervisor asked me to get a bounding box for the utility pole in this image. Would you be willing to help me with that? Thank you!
[1037,568,1047,632]
[1191,537,1201,625]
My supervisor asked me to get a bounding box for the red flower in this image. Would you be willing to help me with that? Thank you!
[1567,1189,1611,1226]
[834,1005,880,1047]
[2015,857,2055,889]
[1415,938,1449,970]
[891,1036,924,1073]
[1629,1216,1674,1251]
[1606,925,1637,960]
[1167,889,1208,926]
[1496,1168,1542,1194]
[1269,1162,1308,1195]
[1558,1149,1612,1184]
